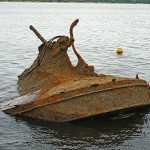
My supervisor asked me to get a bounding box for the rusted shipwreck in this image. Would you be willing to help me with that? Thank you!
[1,19,150,122]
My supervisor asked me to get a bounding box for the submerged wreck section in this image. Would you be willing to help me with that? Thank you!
[1,19,150,122]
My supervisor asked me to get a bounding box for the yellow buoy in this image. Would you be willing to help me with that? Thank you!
[116,48,123,53]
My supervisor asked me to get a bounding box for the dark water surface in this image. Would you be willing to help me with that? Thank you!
[0,2,150,150]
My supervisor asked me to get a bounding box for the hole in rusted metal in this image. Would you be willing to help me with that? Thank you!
[112,79,116,82]
[67,47,78,66]
[91,84,99,87]
[60,91,65,94]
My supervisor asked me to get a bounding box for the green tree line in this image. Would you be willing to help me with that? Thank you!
[1,0,150,3]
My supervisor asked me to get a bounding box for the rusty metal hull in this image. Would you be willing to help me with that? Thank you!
[2,77,150,122]
[23,86,150,122]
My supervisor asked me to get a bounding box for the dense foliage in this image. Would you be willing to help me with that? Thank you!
[1,0,150,3]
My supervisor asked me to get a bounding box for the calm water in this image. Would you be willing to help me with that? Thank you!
[0,2,150,150]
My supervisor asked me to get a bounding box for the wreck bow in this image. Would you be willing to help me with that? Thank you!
[18,19,98,96]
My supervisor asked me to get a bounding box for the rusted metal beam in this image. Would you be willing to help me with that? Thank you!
[69,18,79,39]
[30,25,47,43]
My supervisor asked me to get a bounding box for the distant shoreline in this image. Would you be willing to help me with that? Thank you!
[0,0,150,4]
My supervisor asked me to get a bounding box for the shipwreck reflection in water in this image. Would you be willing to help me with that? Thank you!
[19,107,150,149]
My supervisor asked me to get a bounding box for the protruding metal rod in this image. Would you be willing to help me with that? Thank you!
[70,19,79,39]
[69,19,85,63]
[30,25,47,43]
